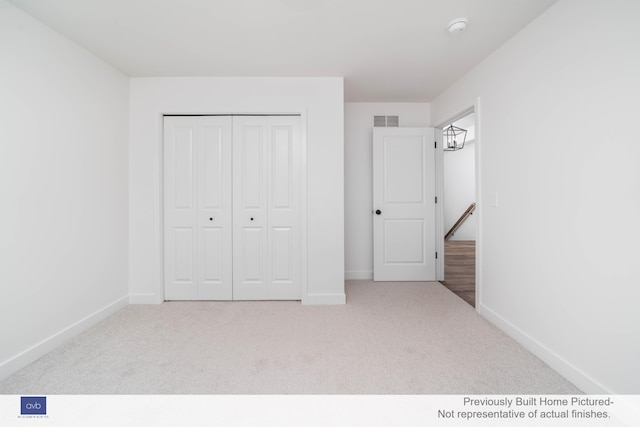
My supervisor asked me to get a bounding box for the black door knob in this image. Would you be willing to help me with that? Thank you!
[375,210,382,215]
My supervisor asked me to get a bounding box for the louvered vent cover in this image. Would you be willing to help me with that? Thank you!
[373,115,399,127]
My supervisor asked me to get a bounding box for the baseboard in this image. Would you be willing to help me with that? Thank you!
[478,303,613,394]
[131,291,346,305]
[345,270,373,280]
[129,293,163,304]
[303,293,346,305]
[0,295,128,381]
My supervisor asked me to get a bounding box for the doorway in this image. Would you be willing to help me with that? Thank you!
[439,112,477,306]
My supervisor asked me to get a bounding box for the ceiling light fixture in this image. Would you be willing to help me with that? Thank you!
[447,18,468,34]
[443,124,467,151]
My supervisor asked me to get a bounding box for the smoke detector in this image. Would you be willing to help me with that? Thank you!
[447,18,468,34]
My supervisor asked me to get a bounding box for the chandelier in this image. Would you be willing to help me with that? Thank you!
[443,124,467,151]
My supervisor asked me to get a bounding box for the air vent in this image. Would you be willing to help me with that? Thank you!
[373,115,399,127]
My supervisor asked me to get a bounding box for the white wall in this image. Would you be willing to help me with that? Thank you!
[129,77,345,305]
[444,140,476,240]
[0,0,129,379]
[344,103,430,279]
[431,0,640,394]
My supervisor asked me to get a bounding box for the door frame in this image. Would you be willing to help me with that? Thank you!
[434,100,481,310]
[159,111,308,302]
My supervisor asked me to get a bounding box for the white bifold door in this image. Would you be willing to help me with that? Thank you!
[373,127,436,281]
[164,115,301,300]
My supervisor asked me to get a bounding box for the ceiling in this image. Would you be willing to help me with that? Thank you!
[8,0,558,102]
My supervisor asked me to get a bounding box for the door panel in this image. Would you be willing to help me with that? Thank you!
[164,116,233,300]
[272,128,292,208]
[198,119,233,299]
[241,126,264,209]
[233,116,301,300]
[383,219,425,263]
[384,138,424,204]
[202,126,224,209]
[173,228,194,282]
[266,119,301,298]
[173,128,194,209]
[373,127,436,281]
[233,117,268,295]
[164,118,197,299]
[241,227,264,282]
[272,227,293,282]
[202,227,223,281]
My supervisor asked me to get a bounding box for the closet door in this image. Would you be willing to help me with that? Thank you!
[233,116,301,300]
[164,116,233,300]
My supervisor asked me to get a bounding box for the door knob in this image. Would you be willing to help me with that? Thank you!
[375,210,382,215]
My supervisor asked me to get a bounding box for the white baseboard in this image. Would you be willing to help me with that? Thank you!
[129,293,163,304]
[303,293,346,305]
[0,295,128,381]
[345,270,373,280]
[478,303,612,394]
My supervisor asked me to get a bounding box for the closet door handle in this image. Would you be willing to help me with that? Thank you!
[375,210,382,215]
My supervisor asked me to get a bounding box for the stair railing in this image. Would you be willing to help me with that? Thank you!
[445,202,476,240]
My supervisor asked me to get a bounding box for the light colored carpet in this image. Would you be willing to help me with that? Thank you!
[0,281,581,394]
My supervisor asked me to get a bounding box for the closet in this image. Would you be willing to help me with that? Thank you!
[163,115,301,300]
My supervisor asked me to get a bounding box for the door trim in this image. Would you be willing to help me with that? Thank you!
[160,111,308,302]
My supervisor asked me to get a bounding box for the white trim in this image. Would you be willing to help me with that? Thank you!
[303,293,346,305]
[478,303,609,394]
[158,112,166,302]
[434,128,444,281]
[473,98,482,309]
[299,109,309,305]
[0,295,128,381]
[345,270,373,280]
[436,106,475,129]
[129,293,163,304]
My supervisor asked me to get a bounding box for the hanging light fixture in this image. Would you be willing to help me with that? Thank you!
[443,124,467,151]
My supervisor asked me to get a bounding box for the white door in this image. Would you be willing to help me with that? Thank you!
[373,127,436,281]
[164,115,301,300]
[164,116,233,299]
[232,116,301,300]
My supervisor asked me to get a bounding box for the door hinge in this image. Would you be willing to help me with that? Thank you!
[434,140,437,148]
[435,251,438,259]
[435,196,438,204]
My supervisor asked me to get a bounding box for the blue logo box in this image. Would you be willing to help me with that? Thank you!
[21,396,46,415]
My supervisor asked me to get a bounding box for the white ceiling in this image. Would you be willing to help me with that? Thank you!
[8,0,558,102]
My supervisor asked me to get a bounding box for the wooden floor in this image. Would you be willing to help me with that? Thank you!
[440,240,476,307]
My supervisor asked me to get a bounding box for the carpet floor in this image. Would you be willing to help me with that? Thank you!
[0,281,581,394]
